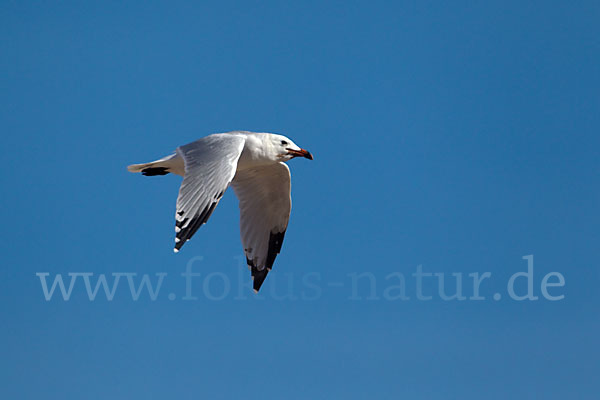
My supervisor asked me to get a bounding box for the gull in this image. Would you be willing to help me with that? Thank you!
[127,131,313,292]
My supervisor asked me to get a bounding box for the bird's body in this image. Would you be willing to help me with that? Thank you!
[127,131,313,292]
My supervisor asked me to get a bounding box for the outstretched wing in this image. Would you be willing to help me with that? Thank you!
[174,134,246,252]
[231,162,292,292]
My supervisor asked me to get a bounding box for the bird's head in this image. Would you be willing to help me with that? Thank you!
[270,134,313,161]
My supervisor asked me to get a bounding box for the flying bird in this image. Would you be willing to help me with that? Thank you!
[127,131,313,292]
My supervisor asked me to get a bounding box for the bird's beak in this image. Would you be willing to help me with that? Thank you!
[286,148,314,160]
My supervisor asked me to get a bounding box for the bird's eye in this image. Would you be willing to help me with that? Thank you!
[281,140,288,146]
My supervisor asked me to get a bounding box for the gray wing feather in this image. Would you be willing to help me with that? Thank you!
[174,134,246,252]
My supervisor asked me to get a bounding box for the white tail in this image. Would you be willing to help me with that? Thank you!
[127,162,153,173]
[127,153,185,176]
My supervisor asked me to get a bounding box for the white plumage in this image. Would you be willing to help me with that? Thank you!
[127,131,313,292]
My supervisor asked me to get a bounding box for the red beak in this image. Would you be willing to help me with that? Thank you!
[286,148,313,160]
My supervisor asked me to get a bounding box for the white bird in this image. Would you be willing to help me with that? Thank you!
[127,131,313,292]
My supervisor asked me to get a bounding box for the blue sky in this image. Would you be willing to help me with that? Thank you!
[1,1,598,399]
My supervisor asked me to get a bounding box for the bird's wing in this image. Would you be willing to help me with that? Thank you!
[231,162,292,292]
[174,134,246,252]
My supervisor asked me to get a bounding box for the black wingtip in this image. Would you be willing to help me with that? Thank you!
[252,267,270,292]
[173,202,218,252]
[246,230,286,292]
[266,231,286,269]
